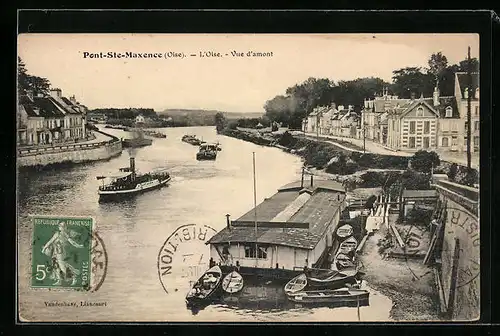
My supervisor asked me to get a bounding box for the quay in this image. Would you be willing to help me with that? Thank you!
[17,129,122,168]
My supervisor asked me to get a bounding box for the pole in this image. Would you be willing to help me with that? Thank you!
[316,113,319,141]
[253,152,258,267]
[363,125,366,154]
[466,46,472,172]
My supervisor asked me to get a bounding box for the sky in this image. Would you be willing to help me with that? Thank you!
[18,34,479,113]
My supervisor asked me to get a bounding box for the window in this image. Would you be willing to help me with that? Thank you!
[442,137,449,147]
[452,136,458,146]
[424,121,430,134]
[475,106,479,116]
[416,107,424,117]
[474,136,479,148]
[464,122,468,132]
[474,121,480,131]
[423,137,430,148]
[445,106,453,118]
[409,137,416,148]
[451,122,458,132]
[244,245,267,259]
[409,121,416,134]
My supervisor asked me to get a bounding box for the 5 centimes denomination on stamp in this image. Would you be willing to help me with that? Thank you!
[31,216,93,289]
[157,224,217,294]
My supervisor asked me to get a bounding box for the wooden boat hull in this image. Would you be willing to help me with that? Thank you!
[196,152,217,160]
[98,177,170,201]
[221,271,244,294]
[284,273,308,294]
[287,289,369,304]
[306,268,359,288]
[186,266,223,306]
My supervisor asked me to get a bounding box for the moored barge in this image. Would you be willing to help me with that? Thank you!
[206,177,348,280]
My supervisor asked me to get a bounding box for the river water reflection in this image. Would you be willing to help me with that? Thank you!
[17,126,393,322]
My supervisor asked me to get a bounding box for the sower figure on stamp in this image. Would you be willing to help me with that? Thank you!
[41,221,84,286]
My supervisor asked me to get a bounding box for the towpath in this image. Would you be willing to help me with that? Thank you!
[303,132,479,169]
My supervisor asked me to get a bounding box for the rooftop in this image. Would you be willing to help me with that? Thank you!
[207,179,346,249]
[456,72,479,100]
[402,189,438,199]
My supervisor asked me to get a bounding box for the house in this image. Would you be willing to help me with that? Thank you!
[135,114,146,125]
[361,88,411,143]
[17,89,87,146]
[454,72,479,152]
[206,178,347,276]
[386,94,439,151]
[338,106,360,138]
[319,104,337,135]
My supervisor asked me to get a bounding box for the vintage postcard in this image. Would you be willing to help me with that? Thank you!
[17,33,480,322]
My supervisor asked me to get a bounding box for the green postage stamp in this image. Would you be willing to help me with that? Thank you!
[31,216,93,289]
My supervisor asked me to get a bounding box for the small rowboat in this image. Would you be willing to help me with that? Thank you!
[306,267,359,288]
[186,266,222,305]
[221,271,244,294]
[287,287,369,304]
[284,273,308,294]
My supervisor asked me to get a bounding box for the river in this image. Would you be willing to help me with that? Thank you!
[17,126,392,322]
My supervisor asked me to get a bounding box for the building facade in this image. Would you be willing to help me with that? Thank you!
[17,88,87,146]
[454,72,479,153]
[386,97,439,151]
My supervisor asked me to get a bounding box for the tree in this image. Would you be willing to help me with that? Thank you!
[18,57,29,96]
[428,52,448,86]
[214,112,227,134]
[410,150,441,174]
[391,67,434,99]
[458,57,479,73]
[447,163,458,181]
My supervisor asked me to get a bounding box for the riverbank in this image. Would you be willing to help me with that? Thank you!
[17,129,122,169]
[221,128,478,187]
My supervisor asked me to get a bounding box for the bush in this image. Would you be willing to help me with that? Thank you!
[401,169,430,190]
[277,131,297,147]
[410,150,440,174]
[359,171,388,188]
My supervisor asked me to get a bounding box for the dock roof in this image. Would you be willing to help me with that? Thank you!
[402,189,438,199]
[207,179,346,249]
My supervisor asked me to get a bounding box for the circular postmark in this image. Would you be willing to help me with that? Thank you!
[157,224,218,294]
[444,206,480,289]
[88,231,108,292]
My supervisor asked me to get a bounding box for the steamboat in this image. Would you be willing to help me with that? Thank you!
[97,157,171,201]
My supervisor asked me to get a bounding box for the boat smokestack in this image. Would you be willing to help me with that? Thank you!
[226,214,231,231]
[130,157,136,180]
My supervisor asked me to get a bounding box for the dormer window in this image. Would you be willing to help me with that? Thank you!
[464,88,469,99]
[416,106,424,117]
[445,106,453,118]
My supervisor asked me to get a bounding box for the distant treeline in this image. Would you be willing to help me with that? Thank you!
[89,108,158,119]
[263,53,479,129]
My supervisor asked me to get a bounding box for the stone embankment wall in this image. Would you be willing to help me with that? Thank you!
[434,179,479,321]
[17,130,123,168]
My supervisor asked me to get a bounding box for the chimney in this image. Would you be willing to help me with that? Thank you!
[433,86,440,106]
[330,102,336,110]
[50,88,62,99]
[226,214,231,230]
[26,89,34,101]
[130,157,136,180]
[70,95,77,105]
[410,92,416,100]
